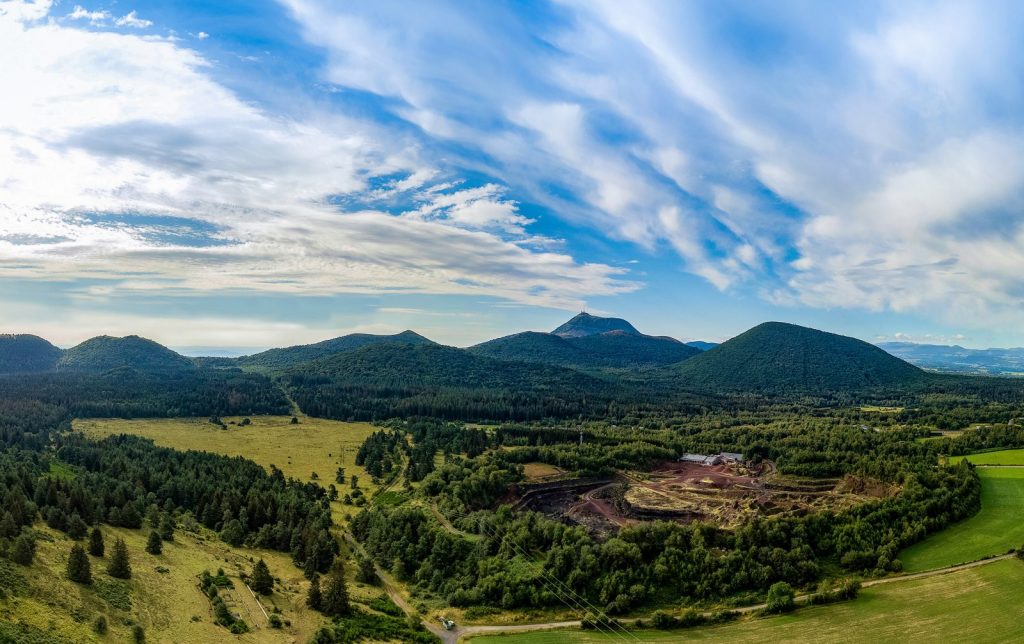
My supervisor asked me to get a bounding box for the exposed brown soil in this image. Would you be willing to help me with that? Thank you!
[515,460,893,534]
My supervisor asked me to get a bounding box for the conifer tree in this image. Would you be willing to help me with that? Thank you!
[320,559,350,617]
[11,532,35,566]
[108,537,132,578]
[306,574,322,611]
[146,530,163,555]
[159,513,175,542]
[251,559,274,595]
[88,527,105,557]
[67,543,92,584]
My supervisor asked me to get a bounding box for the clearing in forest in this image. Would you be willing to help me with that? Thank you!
[899,466,1024,571]
[469,558,1024,643]
[74,415,380,493]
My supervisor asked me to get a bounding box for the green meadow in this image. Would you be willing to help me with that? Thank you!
[899,466,1024,572]
[469,558,1024,644]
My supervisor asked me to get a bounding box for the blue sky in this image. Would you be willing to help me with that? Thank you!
[2,0,1024,351]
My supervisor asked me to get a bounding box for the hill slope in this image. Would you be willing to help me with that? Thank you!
[282,342,629,420]
[0,334,62,374]
[469,329,698,369]
[237,330,435,370]
[674,322,927,393]
[552,312,639,338]
[58,336,195,372]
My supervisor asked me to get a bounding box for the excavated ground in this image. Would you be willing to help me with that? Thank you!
[516,460,894,535]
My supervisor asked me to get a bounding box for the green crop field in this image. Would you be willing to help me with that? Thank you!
[469,558,1024,644]
[951,448,1024,466]
[74,415,381,496]
[899,467,1024,571]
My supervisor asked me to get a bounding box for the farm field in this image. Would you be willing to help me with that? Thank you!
[0,522,343,643]
[951,448,1024,466]
[74,415,380,494]
[899,467,1024,571]
[469,558,1024,644]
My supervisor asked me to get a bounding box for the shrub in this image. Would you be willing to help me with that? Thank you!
[766,581,796,614]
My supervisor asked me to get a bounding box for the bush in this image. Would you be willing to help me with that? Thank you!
[269,613,283,629]
[766,582,796,614]
[93,615,108,635]
[132,624,145,643]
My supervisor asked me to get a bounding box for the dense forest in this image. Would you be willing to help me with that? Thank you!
[347,412,998,615]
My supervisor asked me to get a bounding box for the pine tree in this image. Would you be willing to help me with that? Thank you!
[0,512,17,539]
[159,513,175,542]
[356,556,377,584]
[320,559,350,617]
[250,559,274,595]
[305,574,322,611]
[107,537,132,579]
[88,527,105,557]
[146,530,163,555]
[67,543,92,584]
[11,532,35,566]
[67,513,88,540]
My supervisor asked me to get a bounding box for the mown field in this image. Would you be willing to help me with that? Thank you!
[469,558,1024,643]
[899,465,1024,571]
[75,415,380,494]
[952,448,1024,466]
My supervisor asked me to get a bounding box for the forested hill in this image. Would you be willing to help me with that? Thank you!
[673,321,929,393]
[233,330,436,370]
[552,312,640,337]
[468,329,698,369]
[281,342,646,421]
[0,334,62,374]
[58,335,195,372]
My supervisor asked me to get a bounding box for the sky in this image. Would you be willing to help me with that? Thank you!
[3,0,1024,353]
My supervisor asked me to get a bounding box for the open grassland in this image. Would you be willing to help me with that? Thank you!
[899,467,1024,571]
[75,415,380,494]
[468,558,1024,644]
[0,523,335,643]
[951,448,1024,466]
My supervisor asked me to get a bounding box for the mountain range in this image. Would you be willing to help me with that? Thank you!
[0,314,1010,403]
[877,342,1024,376]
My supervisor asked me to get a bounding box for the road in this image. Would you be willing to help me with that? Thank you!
[441,553,1018,642]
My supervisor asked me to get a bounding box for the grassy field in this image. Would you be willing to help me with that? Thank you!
[951,448,1024,466]
[0,522,339,643]
[899,467,1024,571]
[469,558,1024,644]
[75,415,380,493]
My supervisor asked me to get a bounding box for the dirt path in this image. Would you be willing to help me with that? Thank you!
[339,529,454,643]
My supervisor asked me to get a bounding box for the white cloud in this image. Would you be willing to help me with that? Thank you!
[196,31,209,40]
[67,4,109,25]
[114,10,151,28]
[0,1,635,313]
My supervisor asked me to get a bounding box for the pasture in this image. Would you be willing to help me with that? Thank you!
[0,523,334,644]
[74,415,380,495]
[899,467,1024,571]
[468,558,1024,643]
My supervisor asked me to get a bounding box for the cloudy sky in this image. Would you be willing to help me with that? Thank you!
[2,0,1024,352]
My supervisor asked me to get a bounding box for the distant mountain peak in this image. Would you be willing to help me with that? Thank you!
[552,312,640,338]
